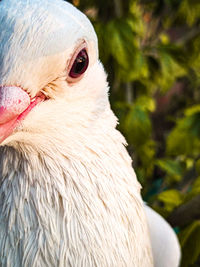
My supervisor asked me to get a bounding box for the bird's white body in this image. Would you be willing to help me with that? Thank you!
[0,0,153,266]
[145,205,181,267]
[0,111,153,266]
[0,0,180,266]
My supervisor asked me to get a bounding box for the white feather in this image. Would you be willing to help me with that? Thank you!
[145,205,181,267]
[0,0,179,266]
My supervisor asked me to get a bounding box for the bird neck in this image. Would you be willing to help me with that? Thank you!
[0,108,141,199]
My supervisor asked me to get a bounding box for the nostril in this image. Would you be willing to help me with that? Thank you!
[0,86,30,124]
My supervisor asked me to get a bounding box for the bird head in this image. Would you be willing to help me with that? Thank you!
[0,0,111,147]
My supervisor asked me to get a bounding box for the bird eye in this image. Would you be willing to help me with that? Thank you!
[69,48,89,79]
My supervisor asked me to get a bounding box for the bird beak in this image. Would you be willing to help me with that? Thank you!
[0,86,30,143]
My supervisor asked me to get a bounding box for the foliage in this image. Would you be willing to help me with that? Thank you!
[179,221,200,267]
[68,0,200,265]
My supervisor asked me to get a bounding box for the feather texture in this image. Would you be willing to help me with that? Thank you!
[0,109,153,266]
[0,0,154,266]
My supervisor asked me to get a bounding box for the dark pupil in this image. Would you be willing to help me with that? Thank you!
[69,49,89,78]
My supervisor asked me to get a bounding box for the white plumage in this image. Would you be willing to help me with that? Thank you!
[0,0,180,266]
[145,205,181,267]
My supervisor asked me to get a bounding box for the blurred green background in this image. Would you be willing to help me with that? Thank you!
[68,0,200,266]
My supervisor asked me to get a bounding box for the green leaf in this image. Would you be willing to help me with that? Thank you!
[178,0,200,26]
[157,189,183,212]
[185,104,200,116]
[160,33,170,45]
[179,221,200,267]
[157,47,187,92]
[156,159,183,182]
[136,140,156,178]
[105,19,136,69]
[125,104,152,145]
[189,176,200,197]
[167,112,200,157]
[135,96,156,113]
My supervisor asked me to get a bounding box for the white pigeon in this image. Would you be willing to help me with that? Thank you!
[0,0,180,266]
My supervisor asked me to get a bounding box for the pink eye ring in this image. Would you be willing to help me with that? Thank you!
[68,48,89,80]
